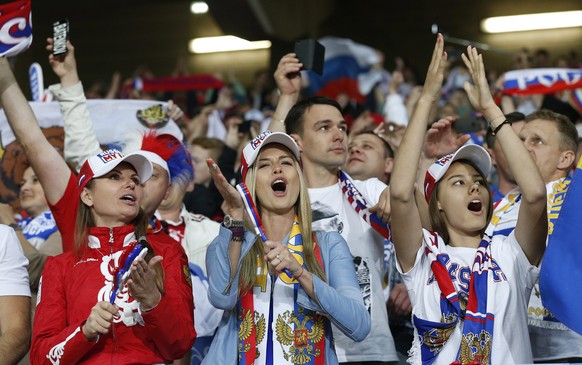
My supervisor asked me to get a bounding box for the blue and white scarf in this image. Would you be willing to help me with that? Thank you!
[19,210,57,249]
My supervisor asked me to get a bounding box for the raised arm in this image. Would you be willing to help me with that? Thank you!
[46,39,101,171]
[462,46,547,265]
[268,53,302,132]
[0,58,70,205]
[206,158,244,275]
[390,35,447,272]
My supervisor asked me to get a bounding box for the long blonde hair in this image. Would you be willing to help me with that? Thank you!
[237,147,327,293]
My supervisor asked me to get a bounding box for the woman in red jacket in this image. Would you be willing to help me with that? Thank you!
[0,56,195,364]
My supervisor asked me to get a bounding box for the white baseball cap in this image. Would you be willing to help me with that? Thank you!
[423,144,491,202]
[240,131,301,180]
[77,149,153,192]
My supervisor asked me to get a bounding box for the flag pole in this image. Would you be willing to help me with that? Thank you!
[431,24,514,56]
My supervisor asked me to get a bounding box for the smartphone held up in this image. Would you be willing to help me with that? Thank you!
[294,39,325,75]
[52,19,69,56]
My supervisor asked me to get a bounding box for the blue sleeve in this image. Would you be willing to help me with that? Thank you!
[205,226,256,310]
[297,231,371,342]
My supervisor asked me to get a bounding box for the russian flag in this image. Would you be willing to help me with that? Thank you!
[303,37,381,103]
[502,68,582,96]
[539,156,582,335]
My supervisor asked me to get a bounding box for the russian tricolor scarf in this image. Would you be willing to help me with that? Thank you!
[338,171,391,240]
[237,218,325,365]
[414,230,498,365]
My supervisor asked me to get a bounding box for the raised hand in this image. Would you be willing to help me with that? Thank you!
[461,46,504,123]
[461,46,496,113]
[207,158,244,219]
[420,34,447,105]
[424,117,471,158]
[46,38,79,87]
[274,53,302,99]
[166,100,185,122]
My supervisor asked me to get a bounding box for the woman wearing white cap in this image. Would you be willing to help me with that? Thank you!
[390,36,547,364]
[0,58,195,363]
[203,131,370,364]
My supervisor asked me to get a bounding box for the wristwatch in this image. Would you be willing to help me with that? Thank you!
[223,215,245,241]
[223,215,244,228]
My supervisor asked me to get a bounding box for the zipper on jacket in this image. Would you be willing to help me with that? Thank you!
[108,227,118,364]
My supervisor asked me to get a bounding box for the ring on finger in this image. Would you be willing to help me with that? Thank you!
[276,254,281,260]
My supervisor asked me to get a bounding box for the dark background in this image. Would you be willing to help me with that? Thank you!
[11,0,582,94]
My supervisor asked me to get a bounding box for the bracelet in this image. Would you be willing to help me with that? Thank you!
[294,266,305,280]
[491,119,512,136]
[228,226,244,242]
[8,223,21,231]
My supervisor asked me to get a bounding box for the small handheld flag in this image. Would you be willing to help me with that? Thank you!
[109,241,148,304]
[29,63,44,102]
[236,183,293,279]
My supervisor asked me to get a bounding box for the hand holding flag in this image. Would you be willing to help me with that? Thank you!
[236,183,293,279]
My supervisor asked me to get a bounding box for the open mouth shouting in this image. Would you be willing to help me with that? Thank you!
[271,178,288,196]
[467,199,483,213]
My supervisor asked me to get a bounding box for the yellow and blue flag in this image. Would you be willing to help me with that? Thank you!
[539,157,582,335]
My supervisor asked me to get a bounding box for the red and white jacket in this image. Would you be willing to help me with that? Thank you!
[30,224,195,364]
[32,173,195,364]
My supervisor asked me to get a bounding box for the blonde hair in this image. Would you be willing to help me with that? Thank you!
[237,146,326,293]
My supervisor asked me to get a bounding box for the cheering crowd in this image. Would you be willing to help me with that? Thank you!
[1,2,582,365]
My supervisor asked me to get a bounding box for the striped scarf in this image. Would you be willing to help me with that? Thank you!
[338,171,391,239]
[237,217,325,365]
[19,210,57,249]
[414,230,497,365]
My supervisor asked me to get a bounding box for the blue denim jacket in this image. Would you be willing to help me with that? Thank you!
[202,227,371,364]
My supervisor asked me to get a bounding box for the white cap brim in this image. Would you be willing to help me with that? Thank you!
[93,151,153,184]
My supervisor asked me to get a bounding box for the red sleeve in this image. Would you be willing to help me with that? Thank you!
[30,256,97,365]
[140,232,196,360]
[48,172,79,253]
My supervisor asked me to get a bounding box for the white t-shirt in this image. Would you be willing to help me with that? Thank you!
[309,174,398,362]
[0,225,31,297]
[492,178,582,360]
[399,230,538,365]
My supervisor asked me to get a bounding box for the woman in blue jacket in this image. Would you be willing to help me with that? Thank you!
[204,131,371,365]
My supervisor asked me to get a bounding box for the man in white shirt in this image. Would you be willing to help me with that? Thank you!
[0,225,31,364]
[490,109,581,362]
[271,95,398,364]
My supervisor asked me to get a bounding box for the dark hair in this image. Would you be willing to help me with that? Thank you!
[428,159,493,244]
[190,137,225,161]
[485,112,525,148]
[285,96,342,137]
[75,179,150,256]
[525,109,578,153]
[353,130,395,159]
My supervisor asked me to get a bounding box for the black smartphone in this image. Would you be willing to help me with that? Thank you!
[294,39,325,75]
[238,120,251,134]
[453,115,488,134]
[52,19,69,56]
